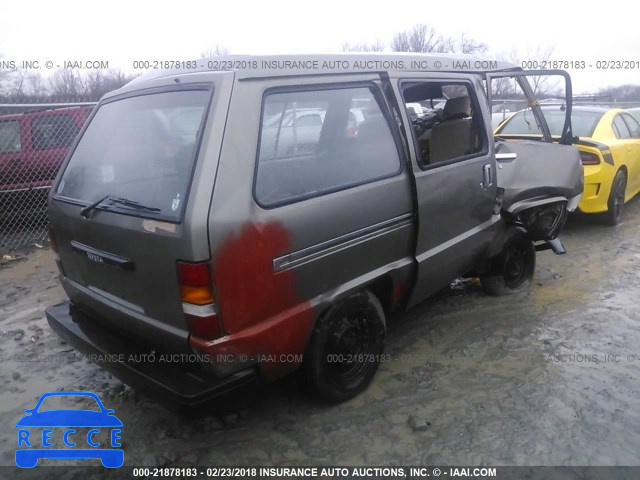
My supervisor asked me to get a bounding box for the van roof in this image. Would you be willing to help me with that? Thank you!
[128,53,520,85]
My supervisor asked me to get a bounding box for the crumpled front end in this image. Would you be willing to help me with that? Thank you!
[495,139,583,242]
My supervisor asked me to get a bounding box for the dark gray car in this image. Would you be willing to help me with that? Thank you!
[45,54,583,405]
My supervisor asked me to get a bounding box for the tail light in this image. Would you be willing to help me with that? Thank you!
[176,261,222,340]
[48,224,58,253]
[580,151,600,165]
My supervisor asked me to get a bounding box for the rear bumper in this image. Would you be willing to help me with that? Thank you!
[45,302,257,407]
[578,164,614,214]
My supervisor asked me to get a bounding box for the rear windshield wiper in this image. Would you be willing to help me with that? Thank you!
[80,194,161,218]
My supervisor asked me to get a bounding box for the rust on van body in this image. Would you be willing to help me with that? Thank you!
[191,222,314,378]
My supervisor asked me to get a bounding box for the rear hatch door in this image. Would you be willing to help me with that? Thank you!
[49,72,233,352]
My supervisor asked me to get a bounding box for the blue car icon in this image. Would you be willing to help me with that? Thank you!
[16,391,123,468]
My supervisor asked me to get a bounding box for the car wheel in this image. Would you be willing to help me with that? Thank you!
[603,170,626,226]
[303,290,386,402]
[481,230,536,295]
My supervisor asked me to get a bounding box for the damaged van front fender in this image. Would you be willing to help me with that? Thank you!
[495,139,583,241]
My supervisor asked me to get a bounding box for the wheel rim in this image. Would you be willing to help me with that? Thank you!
[611,176,625,221]
[325,313,375,385]
[503,241,532,288]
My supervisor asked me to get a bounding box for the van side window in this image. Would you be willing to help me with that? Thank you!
[0,121,21,153]
[255,87,401,206]
[31,115,80,150]
[401,82,485,167]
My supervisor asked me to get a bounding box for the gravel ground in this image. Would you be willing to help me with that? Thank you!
[2,200,640,473]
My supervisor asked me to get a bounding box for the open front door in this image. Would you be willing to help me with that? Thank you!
[485,69,583,242]
[486,69,574,145]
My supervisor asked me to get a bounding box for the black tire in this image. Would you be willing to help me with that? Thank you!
[481,231,536,295]
[303,290,386,402]
[603,170,626,226]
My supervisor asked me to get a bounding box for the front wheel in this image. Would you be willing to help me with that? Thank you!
[481,230,536,295]
[603,170,626,226]
[303,290,386,402]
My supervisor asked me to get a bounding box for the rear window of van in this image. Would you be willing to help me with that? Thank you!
[55,89,211,221]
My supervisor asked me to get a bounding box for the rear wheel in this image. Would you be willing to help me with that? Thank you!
[603,170,626,226]
[303,290,386,402]
[481,230,536,295]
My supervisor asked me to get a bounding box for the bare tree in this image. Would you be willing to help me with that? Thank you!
[489,50,517,98]
[48,68,134,99]
[25,71,46,97]
[390,24,487,55]
[496,47,558,96]
[10,68,29,97]
[390,32,410,52]
[491,77,517,98]
[0,61,133,101]
[101,70,136,95]
[488,46,563,118]
[391,24,444,53]
[527,46,557,96]
[0,53,13,91]
[200,45,229,58]
[79,69,104,98]
[458,34,488,55]
[49,69,81,97]
[79,69,136,98]
[597,84,640,103]
[438,37,457,54]
[489,50,518,98]
[342,40,385,52]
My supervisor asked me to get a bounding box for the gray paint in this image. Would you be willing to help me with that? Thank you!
[47,57,583,383]
[495,140,584,214]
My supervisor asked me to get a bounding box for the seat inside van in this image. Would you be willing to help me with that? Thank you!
[401,81,483,167]
[429,96,472,163]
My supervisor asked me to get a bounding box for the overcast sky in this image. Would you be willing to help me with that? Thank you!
[1,0,638,94]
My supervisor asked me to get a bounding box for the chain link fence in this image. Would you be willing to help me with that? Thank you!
[0,101,96,254]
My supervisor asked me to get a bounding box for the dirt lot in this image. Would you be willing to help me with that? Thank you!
[2,201,640,472]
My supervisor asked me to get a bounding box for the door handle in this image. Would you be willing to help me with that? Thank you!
[482,164,493,188]
[495,153,517,161]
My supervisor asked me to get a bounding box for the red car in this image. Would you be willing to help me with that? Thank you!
[0,106,92,219]
[0,106,93,193]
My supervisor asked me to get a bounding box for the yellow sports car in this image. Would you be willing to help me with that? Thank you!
[495,106,640,225]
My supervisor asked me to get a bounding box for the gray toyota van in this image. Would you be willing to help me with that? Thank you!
[45,54,583,404]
